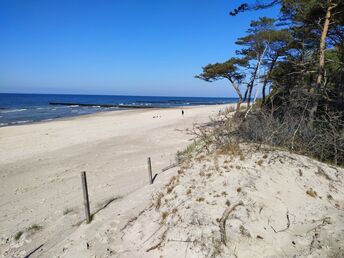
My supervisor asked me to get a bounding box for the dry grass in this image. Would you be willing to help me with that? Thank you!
[196,197,205,202]
[256,160,264,166]
[306,188,317,198]
[161,211,169,221]
[154,192,164,209]
[299,169,303,176]
[195,154,206,162]
[218,142,243,157]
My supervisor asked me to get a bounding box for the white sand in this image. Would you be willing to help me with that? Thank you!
[0,104,228,257]
[120,150,344,257]
[1,104,343,258]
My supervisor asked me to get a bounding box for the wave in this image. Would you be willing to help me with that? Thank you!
[14,120,31,124]
[0,120,33,126]
[0,108,27,113]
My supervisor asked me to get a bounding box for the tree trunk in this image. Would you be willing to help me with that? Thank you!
[311,0,336,121]
[262,56,278,106]
[316,0,333,89]
[246,62,260,111]
[227,77,243,112]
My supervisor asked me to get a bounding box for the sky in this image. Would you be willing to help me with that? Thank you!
[0,0,279,97]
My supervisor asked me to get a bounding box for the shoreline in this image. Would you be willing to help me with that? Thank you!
[0,103,230,128]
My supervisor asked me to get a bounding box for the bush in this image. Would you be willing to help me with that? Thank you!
[229,110,344,166]
[188,107,343,166]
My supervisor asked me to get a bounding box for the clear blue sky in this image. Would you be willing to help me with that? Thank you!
[0,0,278,97]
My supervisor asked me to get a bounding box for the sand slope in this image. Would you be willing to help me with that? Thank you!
[119,149,344,257]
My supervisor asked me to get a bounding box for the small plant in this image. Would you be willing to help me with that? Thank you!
[154,192,164,209]
[196,197,205,202]
[237,187,242,193]
[63,208,74,215]
[14,231,23,241]
[298,169,303,176]
[172,208,178,214]
[306,188,317,198]
[161,211,169,220]
[256,160,264,166]
[28,224,42,232]
[167,187,173,194]
[240,225,251,238]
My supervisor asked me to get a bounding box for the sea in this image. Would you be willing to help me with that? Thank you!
[0,93,237,127]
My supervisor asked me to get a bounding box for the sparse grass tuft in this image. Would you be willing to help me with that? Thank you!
[28,224,43,232]
[14,231,23,241]
[256,159,264,166]
[161,211,169,220]
[196,197,205,202]
[177,141,201,164]
[219,142,243,157]
[306,188,317,198]
[63,208,74,215]
[154,192,164,209]
[298,169,303,176]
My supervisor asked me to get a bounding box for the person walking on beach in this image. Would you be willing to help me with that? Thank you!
[182,110,184,116]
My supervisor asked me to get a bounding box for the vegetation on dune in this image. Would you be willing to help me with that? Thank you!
[196,0,344,165]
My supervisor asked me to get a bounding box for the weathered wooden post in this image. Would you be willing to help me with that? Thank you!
[147,157,153,184]
[81,171,91,223]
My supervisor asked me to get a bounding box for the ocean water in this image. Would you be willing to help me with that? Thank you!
[0,93,237,127]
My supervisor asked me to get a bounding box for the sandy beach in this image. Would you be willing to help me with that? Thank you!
[1,103,344,258]
[0,104,228,257]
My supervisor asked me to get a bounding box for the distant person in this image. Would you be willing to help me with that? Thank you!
[182,110,184,116]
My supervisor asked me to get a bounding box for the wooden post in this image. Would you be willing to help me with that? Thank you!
[81,171,91,223]
[147,157,153,184]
